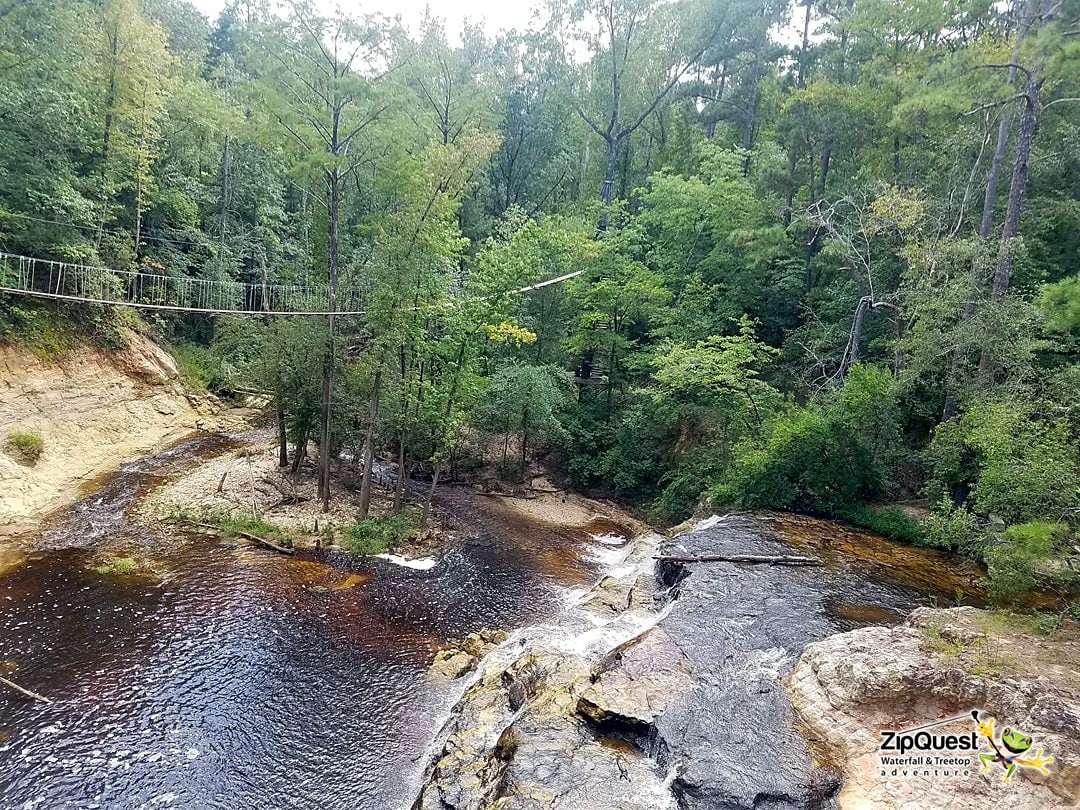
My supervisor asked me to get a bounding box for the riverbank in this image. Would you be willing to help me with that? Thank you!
[0,330,228,538]
[0,425,655,808]
[137,430,644,563]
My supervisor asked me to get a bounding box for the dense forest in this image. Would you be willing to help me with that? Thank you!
[1,0,1078,603]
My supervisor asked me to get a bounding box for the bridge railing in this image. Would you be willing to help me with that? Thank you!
[0,252,367,315]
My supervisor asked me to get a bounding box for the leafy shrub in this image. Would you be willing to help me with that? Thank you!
[0,303,75,360]
[5,430,43,464]
[926,403,1080,524]
[93,556,137,575]
[648,445,730,525]
[346,509,420,555]
[710,365,902,516]
[920,498,985,555]
[841,503,926,545]
[834,364,903,469]
[713,406,882,514]
[173,343,230,393]
[985,521,1068,605]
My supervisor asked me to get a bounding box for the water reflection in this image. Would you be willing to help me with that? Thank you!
[0,436,605,809]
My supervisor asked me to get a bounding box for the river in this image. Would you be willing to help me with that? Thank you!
[0,434,618,809]
[0,433,988,809]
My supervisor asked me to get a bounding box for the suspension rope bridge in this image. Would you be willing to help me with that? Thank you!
[0,252,582,316]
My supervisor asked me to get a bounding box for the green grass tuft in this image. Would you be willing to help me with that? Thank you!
[168,505,296,546]
[5,430,43,464]
[93,556,138,575]
[840,503,926,545]
[345,509,421,555]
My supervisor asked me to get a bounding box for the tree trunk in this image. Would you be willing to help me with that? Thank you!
[95,31,119,251]
[979,0,1036,239]
[803,143,832,290]
[133,86,147,258]
[783,144,798,228]
[319,165,339,513]
[596,135,620,233]
[394,439,407,512]
[740,56,762,176]
[990,80,1041,302]
[277,405,288,467]
[784,0,813,229]
[519,402,529,471]
[421,462,441,529]
[292,429,308,485]
[840,295,869,378]
[978,0,1052,375]
[358,369,382,520]
[942,0,1036,421]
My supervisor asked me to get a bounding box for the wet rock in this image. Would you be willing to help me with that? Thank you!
[430,649,477,680]
[415,532,683,810]
[414,643,680,810]
[583,572,656,617]
[786,606,1080,809]
[421,514,1046,810]
[427,629,512,681]
[578,627,691,729]
[649,516,843,810]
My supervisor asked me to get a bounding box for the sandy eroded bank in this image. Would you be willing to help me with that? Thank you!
[0,331,219,537]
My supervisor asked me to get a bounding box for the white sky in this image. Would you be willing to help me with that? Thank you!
[186,0,545,40]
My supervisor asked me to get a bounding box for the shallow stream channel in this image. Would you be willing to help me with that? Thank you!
[0,432,986,809]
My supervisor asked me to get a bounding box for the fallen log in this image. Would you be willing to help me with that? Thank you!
[652,553,821,567]
[186,521,294,555]
[236,530,294,555]
[0,675,52,703]
[476,491,539,500]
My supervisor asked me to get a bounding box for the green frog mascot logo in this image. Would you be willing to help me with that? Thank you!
[972,710,1054,784]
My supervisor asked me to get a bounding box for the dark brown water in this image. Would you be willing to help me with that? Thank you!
[0,435,608,809]
[0,435,995,810]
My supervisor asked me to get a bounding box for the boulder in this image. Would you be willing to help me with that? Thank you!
[786,607,1080,809]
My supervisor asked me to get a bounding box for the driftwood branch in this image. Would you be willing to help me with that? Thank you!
[653,554,822,567]
[477,490,539,501]
[0,675,52,703]
[236,530,294,555]
[188,521,294,555]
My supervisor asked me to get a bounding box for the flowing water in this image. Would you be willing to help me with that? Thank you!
[0,434,989,809]
[0,435,613,809]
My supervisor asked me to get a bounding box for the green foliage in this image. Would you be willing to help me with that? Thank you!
[5,430,43,464]
[841,504,926,546]
[472,363,569,476]
[346,509,420,555]
[0,0,1076,593]
[985,522,1069,605]
[1041,275,1080,333]
[927,403,1080,525]
[712,366,900,515]
[920,498,985,556]
[172,343,230,393]
[93,556,137,575]
[714,405,881,513]
[169,506,295,546]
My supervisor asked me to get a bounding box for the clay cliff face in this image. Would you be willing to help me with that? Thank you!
[0,330,209,537]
